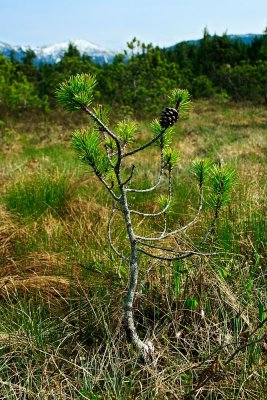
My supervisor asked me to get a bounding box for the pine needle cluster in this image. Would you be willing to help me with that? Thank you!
[56,74,97,111]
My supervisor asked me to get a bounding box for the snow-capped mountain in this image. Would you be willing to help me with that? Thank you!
[0,39,116,65]
[0,34,263,66]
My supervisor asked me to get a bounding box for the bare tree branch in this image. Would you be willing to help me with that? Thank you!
[137,241,201,255]
[126,147,166,193]
[129,169,173,217]
[108,209,129,261]
[122,127,167,158]
[92,165,120,201]
[83,106,120,145]
[137,246,211,261]
[162,211,168,236]
[178,183,204,233]
[83,106,123,172]
[199,203,221,246]
[135,180,204,241]
[121,164,136,186]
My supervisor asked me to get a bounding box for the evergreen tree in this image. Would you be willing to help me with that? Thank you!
[56,73,235,360]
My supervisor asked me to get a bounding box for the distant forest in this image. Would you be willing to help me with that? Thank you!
[1,28,267,117]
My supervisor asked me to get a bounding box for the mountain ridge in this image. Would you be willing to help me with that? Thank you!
[181,33,262,46]
[0,39,116,65]
[0,34,263,65]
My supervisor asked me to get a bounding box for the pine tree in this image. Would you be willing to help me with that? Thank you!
[56,73,235,361]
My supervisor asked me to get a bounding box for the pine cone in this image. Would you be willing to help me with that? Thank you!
[160,107,178,129]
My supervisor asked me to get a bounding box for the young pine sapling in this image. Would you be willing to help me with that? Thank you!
[56,74,235,361]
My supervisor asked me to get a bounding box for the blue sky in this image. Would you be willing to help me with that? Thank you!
[1,0,266,49]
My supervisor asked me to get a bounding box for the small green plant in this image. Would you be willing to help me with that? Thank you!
[56,74,236,361]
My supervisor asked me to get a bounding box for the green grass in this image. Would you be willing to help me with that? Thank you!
[4,171,71,219]
[0,101,266,399]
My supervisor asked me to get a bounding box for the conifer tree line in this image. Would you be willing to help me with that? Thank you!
[0,29,267,115]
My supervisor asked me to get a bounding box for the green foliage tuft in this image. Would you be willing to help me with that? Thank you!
[208,164,236,209]
[163,149,180,169]
[157,194,173,213]
[116,120,137,144]
[72,129,111,175]
[169,88,193,117]
[104,137,116,152]
[56,73,97,111]
[150,119,162,136]
[93,104,110,128]
[161,127,174,148]
[192,159,212,185]
[151,119,174,149]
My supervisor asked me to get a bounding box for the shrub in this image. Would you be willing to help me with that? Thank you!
[192,75,215,98]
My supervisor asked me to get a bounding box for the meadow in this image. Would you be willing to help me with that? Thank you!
[0,99,266,399]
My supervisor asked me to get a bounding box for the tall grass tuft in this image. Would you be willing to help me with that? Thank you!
[4,171,72,219]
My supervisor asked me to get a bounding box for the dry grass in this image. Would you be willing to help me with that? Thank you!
[0,100,266,399]
[0,275,71,299]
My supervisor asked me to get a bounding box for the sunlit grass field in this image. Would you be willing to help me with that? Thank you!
[0,100,266,399]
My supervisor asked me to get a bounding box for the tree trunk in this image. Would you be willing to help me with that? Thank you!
[120,190,154,362]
